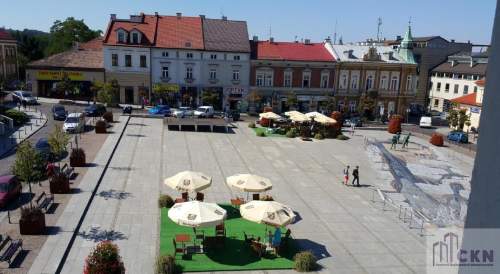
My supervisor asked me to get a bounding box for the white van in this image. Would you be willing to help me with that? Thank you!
[63,113,86,133]
[194,106,215,118]
[419,116,432,128]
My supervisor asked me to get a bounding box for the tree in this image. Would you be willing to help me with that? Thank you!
[447,109,459,129]
[458,109,470,131]
[84,241,125,274]
[286,94,298,110]
[56,73,74,96]
[325,97,336,115]
[12,142,45,207]
[48,124,70,160]
[93,80,120,106]
[153,83,179,105]
[201,90,219,107]
[46,17,102,56]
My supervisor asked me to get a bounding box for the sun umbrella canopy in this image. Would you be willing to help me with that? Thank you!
[314,115,337,124]
[226,174,273,192]
[259,112,282,120]
[168,201,227,227]
[284,110,303,117]
[285,111,309,123]
[164,171,212,192]
[305,111,323,118]
[240,201,296,227]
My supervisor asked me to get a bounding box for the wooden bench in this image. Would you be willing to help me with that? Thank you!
[61,163,75,179]
[0,236,22,267]
[35,191,54,213]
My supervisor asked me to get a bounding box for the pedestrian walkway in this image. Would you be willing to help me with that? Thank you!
[0,107,47,157]
[36,96,145,110]
[28,115,129,274]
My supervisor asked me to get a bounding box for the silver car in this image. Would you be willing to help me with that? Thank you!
[12,91,37,104]
[172,107,194,118]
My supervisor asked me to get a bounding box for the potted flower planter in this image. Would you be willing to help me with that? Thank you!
[50,173,71,194]
[70,148,86,167]
[95,120,107,134]
[19,207,46,235]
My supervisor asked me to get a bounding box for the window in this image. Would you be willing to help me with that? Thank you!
[111,54,118,66]
[340,74,348,89]
[186,53,193,59]
[162,67,169,78]
[125,55,132,67]
[302,71,311,88]
[474,86,478,93]
[162,51,169,57]
[436,82,441,92]
[232,70,240,81]
[406,76,413,91]
[210,54,217,60]
[209,68,217,80]
[186,67,193,79]
[434,99,439,107]
[380,76,388,90]
[140,55,147,68]
[321,73,329,88]
[390,76,398,90]
[351,75,359,90]
[233,55,240,61]
[366,75,374,90]
[131,32,139,44]
[256,74,264,86]
[464,85,469,94]
[117,31,125,43]
[284,71,292,87]
[265,74,273,87]
[454,84,459,94]
[445,83,450,92]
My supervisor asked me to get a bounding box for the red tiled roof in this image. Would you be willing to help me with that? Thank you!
[0,29,15,41]
[475,78,485,87]
[78,37,103,50]
[451,93,479,106]
[27,47,103,70]
[251,41,335,62]
[156,15,203,49]
[104,15,158,46]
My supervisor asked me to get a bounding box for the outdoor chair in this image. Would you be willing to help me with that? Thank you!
[215,223,226,237]
[193,228,205,245]
[173,239,186,257]
[243,232,255,244]
[250,241,265,258]
[196,192,204,201]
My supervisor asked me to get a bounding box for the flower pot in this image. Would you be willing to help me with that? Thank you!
[20,210,46,235]
[70,149,86,167]
[95,121,107,134]
[50,175,71,194]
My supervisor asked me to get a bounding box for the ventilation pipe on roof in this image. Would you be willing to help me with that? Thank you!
[270,37,274,43]
[325,37,332,45]
[200,14,205,19]
[304,39,311,45]
[110,14,117,21]
[252,36,258,42]
[176,12,182,19]
[155,12,159,17]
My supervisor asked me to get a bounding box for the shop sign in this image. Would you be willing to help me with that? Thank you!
[36,71,84,81]
[224,87,246,95]
[470,107,480,114]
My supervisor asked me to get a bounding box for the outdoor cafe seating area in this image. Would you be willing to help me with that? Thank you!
[160,171,299,272]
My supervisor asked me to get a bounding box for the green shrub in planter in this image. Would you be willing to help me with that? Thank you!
[103,111,114,123]
[95,120,107,133]
[294,251,318,272]
[314,133,324,140]
[5,109,29,126]
[84,241,125,274]
[248,122,256,128]
[159,194,175,208]
[336,134,350,140]
[19,207,46,235]
[256,131,266,137]
[70,148,86,167]
[286,128,297,138]
[156,254,180,274]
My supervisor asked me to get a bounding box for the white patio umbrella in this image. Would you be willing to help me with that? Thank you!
[259,112,282,120]
[285,111,309,123]
[314,115,337,124]
[284,110,303,117]
[168,201,227,228]
[305,111,324,119]
[226,174,273,192]
[164,171,212,193]
[240,201,296,227]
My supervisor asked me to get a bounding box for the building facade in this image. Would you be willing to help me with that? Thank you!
[450,78,485,130]
[249,38,336,113]
[428,52,487,112]
[0,29,18,85]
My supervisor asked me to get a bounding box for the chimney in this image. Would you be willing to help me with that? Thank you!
[155,12,159,17]
[270,37,274,43]
[451,39,455,43]
[222,16,227,21]
[325,37,332,44]
[176,12,182,19]
[252,35,258,42]
[110,14,117,21]
[396,35,402,41]
[199,14,205,19]
[304,39,311,45]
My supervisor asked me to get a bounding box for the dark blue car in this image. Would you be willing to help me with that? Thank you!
[148,105,171,116]
[447,131,468,143]
[52,105,67,120]
[35,138,52,161]
[84,104,107,117]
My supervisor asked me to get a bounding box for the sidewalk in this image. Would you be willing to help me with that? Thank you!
[36,96,146,110]
[0,107,47,157]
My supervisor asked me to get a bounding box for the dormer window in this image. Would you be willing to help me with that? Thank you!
[117,31,126,43]
[131,32,139,44]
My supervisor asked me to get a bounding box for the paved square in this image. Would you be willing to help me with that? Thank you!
[58,117,427,273]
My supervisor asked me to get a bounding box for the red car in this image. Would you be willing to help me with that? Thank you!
[0,175,22,208]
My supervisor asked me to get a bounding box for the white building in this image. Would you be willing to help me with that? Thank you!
[428,52,488,112]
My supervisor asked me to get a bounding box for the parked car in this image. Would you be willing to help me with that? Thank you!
[84,104,107,117]
[419,116,432,128]
[448,131,469,143]
[148,105,171,116]
[344,117,363,127]
[52,105,67,120]
[63,113,86,133]
[194,106,215,118]
[35,138,52,162]
[226,110,240,121]
[0,175,22,208]
[172,107,194,118]
[12,91,37,104]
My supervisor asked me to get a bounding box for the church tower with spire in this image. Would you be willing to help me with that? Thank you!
[398,22,417,64]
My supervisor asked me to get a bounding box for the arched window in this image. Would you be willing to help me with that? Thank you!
[366,75,373,90]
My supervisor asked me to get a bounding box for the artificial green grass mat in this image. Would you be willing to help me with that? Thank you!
[160,205,298,272]
[253,127,286,137]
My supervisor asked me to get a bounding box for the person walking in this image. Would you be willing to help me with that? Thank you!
[22,100,27,109]
[352,166,360,187]
[351,122,355,136]
[390,135,398,149]
[343,165,350,185]
[402,132,411,148]
[396,132,401,144]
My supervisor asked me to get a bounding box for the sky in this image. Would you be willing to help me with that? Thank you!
[0,0,496,45]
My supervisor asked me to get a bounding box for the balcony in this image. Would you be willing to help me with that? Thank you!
[232,79,241,85]
[184,78,195,84]
[378,90,399,97]
[161,77,171,83]
[335,89,360,96]
[208,78,219,84]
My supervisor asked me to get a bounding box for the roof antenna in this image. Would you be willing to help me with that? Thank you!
[333,19,338,45]
[377,17,382,42]
[269,25,272,40]
[220,8,224,18]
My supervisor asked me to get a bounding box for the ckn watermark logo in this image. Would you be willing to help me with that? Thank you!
[427,228,500,274]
